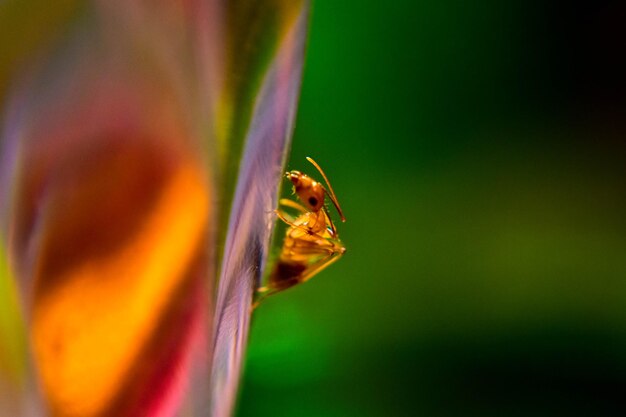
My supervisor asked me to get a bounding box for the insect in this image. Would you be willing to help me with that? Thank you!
[254,157,346,307]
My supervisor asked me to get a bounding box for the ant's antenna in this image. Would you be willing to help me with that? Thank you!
[306,157,346,222]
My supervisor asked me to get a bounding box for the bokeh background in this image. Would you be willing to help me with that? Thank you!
[239,1,626,416]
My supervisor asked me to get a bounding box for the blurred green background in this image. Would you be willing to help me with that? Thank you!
[240,1,626,416]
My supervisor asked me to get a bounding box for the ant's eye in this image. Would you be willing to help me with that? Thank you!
[308,197,318,207]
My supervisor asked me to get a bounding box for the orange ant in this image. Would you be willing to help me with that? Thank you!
[254,157,346,307]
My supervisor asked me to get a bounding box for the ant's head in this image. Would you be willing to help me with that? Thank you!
[285,170,325,212]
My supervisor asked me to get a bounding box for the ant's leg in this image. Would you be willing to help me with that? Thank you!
[287,239,338,256]
[322,207,337,237]
[274,199,307,225]
[274,210,323,238]
[275,208,299,227]
[298,253,343,283]
[251,278,300,311]
[278,198,308,214]
[252,245,344,311]
[276,211,339,244]
[251,290,270,311]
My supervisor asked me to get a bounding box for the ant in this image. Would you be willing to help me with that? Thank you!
[254,157,346,308]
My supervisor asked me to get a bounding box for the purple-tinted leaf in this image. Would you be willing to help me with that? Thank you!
[210,2,309,416]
